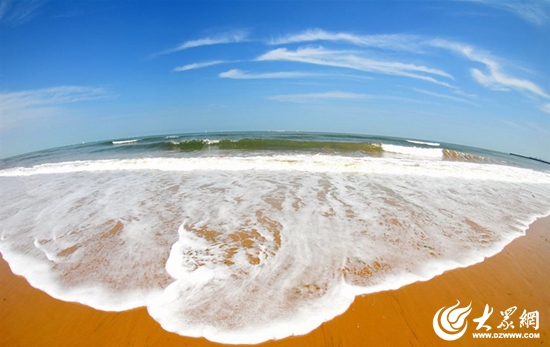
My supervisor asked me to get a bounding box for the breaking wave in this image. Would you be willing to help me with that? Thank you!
[406,140,440,146]
[104,137,487,163]
[112,139,139,145]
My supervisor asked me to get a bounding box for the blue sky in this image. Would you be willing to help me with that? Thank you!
[1,0,549,160]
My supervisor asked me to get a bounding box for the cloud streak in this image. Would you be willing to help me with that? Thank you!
[268,91,374,103]
[0,86,112,130]
[173,61,228,72]
[219,69,318,79]
[412,88,477,105]
[0,0,47,26]
[257,46,454,87]
[266,29,548,100]
[154,30,248,57]
[269,28,424,52]
[467,0,550,26]
[430,39,549,98]
[164,28,547,114]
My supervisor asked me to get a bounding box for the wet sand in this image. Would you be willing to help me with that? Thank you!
[1,217,548,346]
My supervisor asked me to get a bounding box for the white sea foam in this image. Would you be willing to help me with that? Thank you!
[406,140,440,146]
[0,156,547,183]
[168,139,219,146]
[382,144,442,158]
[1,155,549,344]
[112,139,139,145]
[204,139,220,145]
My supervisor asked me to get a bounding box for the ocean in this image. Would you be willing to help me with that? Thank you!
[1,131,549,344]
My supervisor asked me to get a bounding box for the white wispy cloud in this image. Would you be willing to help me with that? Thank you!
[257,46,454,87]
[1,86,110,106]
[0,1,9,18]
[430,39,549,98]
[0,86,112,130]
[467,0,550,26]
[173,60,227,72]
[268,91,374,103]
[0,0,47,26]
[541,103,550,114]
[269,28,424,52]
[219,69,318,79]
[471,66,549,97]
[452,89,478,99]
[164,27,546,115]
[154,30,249,57]
[412,88,477,105]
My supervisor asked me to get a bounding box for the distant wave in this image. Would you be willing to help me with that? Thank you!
[406,140,440,147]
[204,139,220,145]
[154,138,384,153]
[104,138,486,163]
[112,139,139,145]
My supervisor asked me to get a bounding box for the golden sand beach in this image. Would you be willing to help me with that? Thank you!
[1,217,548,347]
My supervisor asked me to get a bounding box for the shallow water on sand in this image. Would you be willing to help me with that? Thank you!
[1,133,549,344]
